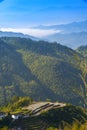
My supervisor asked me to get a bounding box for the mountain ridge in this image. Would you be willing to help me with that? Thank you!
[35,20,87,32]
[36,20,87,48]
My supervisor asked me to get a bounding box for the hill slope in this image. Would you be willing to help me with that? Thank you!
[0,37,87,106]
[9,105,87,130]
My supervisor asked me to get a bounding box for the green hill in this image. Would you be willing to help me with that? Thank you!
[0,37,87,106]
[77,45,87,57]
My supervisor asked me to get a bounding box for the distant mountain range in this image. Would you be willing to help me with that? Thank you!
[36,20,87,33]
[0,20,87,49]
[0,31,39,41]
[43,31,87,49]
[36,20,87,49]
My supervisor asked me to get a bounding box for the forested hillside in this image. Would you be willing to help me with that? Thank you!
[0,37,87,106]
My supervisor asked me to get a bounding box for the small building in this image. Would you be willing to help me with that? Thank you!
[11,114,22,120]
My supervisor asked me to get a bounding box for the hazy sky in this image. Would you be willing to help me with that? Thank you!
[0,0,87,36]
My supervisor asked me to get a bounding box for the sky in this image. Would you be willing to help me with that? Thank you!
[0,0,87,37]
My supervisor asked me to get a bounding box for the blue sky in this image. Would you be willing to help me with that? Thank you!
[0,0,87,36]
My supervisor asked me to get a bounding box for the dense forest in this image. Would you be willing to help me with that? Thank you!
[0,37,87,107]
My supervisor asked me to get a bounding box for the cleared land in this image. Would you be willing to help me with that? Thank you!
[23,102,66,116]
